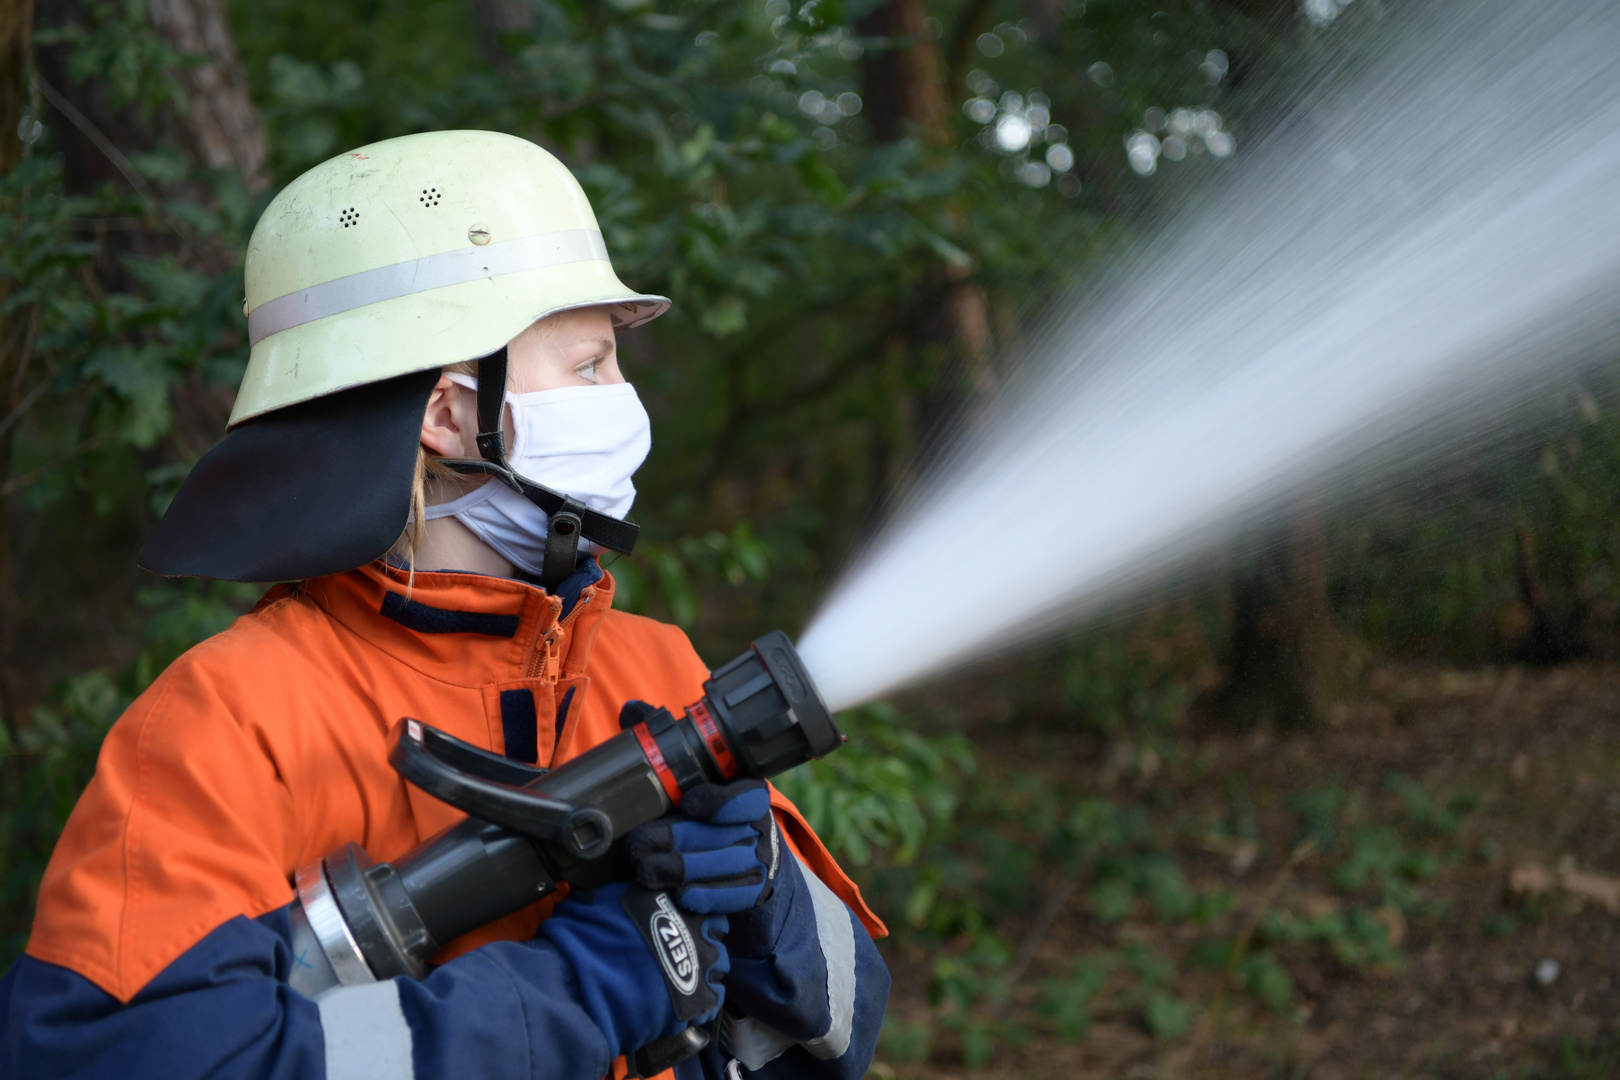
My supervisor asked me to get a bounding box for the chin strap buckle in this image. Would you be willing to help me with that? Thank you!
[539,497,587,589]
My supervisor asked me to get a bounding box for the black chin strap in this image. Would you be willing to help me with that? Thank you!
[438,346,639,589]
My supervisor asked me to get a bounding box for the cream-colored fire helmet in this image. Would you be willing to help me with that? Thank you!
[141,130,665,585]
[235,129,668,425]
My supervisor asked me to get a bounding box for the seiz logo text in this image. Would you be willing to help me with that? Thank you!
[649,892,700,996]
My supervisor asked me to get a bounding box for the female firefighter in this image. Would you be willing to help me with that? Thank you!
[0,130,889,1080]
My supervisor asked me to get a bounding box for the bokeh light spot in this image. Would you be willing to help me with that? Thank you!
[964,97,997,124]
[995,113,1033,152]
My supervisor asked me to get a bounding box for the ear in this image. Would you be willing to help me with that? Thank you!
[419,375,479,458]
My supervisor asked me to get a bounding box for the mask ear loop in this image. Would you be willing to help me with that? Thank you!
[439,347,627,589]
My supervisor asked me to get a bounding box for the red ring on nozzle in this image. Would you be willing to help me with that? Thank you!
[632,722,683,806]
[688,700,740,780]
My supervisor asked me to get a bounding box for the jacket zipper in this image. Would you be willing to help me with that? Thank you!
[524,587,595,681]
[527,627,560,681]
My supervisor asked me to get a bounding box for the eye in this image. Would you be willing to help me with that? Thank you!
[577,360,598,382]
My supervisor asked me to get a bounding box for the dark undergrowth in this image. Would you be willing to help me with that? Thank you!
[844,657,1620,1079]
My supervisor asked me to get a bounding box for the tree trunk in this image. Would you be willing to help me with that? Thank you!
[468,0,535,67]
[856,0,949,146]
[1207,499,1336,730]
[0,0,37,731]
[1514,523,1586,665]
[0,0,32,175]
[9,0,265,714]
[857,0,995,461]
[146,0,268,192]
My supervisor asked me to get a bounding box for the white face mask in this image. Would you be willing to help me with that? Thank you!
[423,376,652,576]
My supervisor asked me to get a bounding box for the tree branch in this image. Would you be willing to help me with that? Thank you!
[35,76,188,238]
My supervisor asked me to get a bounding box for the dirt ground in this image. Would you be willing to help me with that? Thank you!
[875,663,1620,1079]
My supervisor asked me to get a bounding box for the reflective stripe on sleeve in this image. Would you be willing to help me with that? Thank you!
[721,1012,798,1072]
[316,980,415,1080]
[799,868,857,1061]
[721,860,862,1071]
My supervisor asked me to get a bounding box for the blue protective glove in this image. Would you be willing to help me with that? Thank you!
[538,881,730,1059]
[625,779,783,915]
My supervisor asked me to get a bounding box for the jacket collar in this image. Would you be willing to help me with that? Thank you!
[301,559,616,688]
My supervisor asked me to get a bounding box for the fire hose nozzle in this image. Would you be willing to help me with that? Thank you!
[288,631,841,1003]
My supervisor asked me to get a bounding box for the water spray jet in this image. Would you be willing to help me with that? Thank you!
[798,0,1620,711]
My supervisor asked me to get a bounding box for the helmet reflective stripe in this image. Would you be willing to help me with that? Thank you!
[233,130,668,426]
[248,229,610,346]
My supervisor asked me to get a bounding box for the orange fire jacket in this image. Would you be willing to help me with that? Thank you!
[26,561,884,1012]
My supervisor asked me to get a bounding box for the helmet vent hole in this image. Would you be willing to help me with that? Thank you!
[419,187,441,208]
[339,207,360,228]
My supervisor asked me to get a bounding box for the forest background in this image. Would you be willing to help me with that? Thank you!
[2,0,1620,1075]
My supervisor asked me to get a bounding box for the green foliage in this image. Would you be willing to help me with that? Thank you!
[1386,771,1479,839]
[1335,379,1620,662]
[1260,905,1403,973]
[877,1016,932,1064]
[607,522,773,628]
[1061,629,1194,737]
[1333,826,1435,899]
[37,0,186,116]
[1118,942,1194,1039]
[1527,1036,1620,1080]
[774,702,973,866]
[1039,956,1110,1041]
[860,758,1484,1067]
[1142,991,1194,1039]
[1234,951,1295,1013]
[1288,785,1345,848]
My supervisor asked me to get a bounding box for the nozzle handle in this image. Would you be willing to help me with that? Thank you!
[389,718,613,858]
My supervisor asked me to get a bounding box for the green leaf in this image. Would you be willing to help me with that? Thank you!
[795,152,848,206]
[1141,858,1194,920]
[1143,992,1193,1039]
[960,1021,995,1068]
[1236,952,1295,1012]
[1088,876,1135,923]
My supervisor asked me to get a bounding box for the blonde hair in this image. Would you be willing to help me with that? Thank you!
[391,360,482,572]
